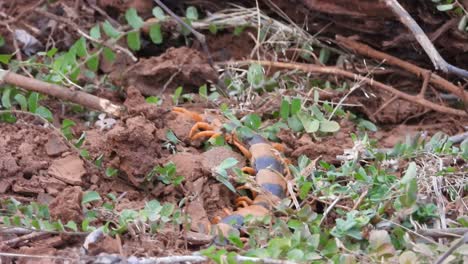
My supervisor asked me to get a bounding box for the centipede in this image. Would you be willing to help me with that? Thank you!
[173,107,289,243]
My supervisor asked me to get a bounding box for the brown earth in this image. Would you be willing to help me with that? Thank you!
[1,0,467,262]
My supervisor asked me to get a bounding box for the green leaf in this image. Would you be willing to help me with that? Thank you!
[152,7,165,20]
[217,174,236,193]
[65,221,78,231]
[233,26,245,36]
[319,48,331,65]
[1,87,12,108]
[0,112,16,123]
[125,8,144,29]
[105,167,118,177]
[146,96,160,104]
[227,234,244,248]
[400,163,418,207]
[172,86,183,105]
[180,18,192,36]
[290,98,301,115]
[72,37,87,58]
[280,99,290,120]
[46,47,58,58]
[297,112,319,133]
[102,47,116,63]
[186,6,199,21]
[359,119,378,132]
[28,92,39,113]
[35,106,53,121]
[102,20,121,38]
[401,162,417,184]
[299,181,313,200]
[437,4,454,11]
[242,114,261,130]
[319,120,340,133]
[127,31,141,51]
[199,84,208,99]
[90,25,101,40]
[209,24,218,34]
[149,23,163,44]
[288,115,304,132]
[369,230,395,258]
[166,130,179,144]
[0,36,4,47]
[86,53,99,72]
[287,249,304,261]
[82,191,102,204]
[0,54,13,64]
[14,94,27,110]
[458,15,468,31]
[217,157,238,170]
[247,63,264,87]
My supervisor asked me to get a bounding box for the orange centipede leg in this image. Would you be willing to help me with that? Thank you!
[172,107,203,122]
[189,122,215,138]
[235,196,253,207]
[272,143,285,152]
[241,167,256,175]
[191,131,220,140]
[233,141,252,160]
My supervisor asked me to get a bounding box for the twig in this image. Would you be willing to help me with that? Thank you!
[383,0,468,79]
[352,188,368,211]
[448,131,468,144]
[88,253,299,264]
[0,69,124,117]
[0,227,89,236]
[336,36,468,103]
[418,228,468,238]
[153,0,213,66]
[219,60,468,117]
[319,195,342,226]
[435,232,468,264]
[0,252,75,261]
[34,9,137,62]
[1,232,50,247]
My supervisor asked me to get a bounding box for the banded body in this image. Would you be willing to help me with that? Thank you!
[214,133,287,240]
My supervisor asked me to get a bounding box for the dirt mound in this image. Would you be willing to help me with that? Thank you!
[0,119,96,199]
[116,47,218,96]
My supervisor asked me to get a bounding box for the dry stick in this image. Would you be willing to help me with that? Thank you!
[89,253,299,264]
[383,0,468,79]
[34,9,137,62]
[335,36,468,101]
[0,70,124,117]
[435,232,468,264]
[1,232,50,247]
[419,228,468,238]
[220,60,468,117]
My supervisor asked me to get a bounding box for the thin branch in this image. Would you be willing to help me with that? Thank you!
[335,36,468,101]
[383,0,468,79]
[435,232,468,264]
[219,60,468,117]
[89,253,299,264]
[418,228,468,238]
[0,70,124,117]
[34,9,137,62]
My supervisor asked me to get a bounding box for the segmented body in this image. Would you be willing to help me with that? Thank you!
[172,107,288,241]
[215,133,288,240]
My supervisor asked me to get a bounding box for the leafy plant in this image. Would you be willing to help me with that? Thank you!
[147,162,184,186]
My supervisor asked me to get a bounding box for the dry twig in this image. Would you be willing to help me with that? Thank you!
[383,0,468,79]
[219,60,468,117]
[335,36,468,101]
[0,70,124,117]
